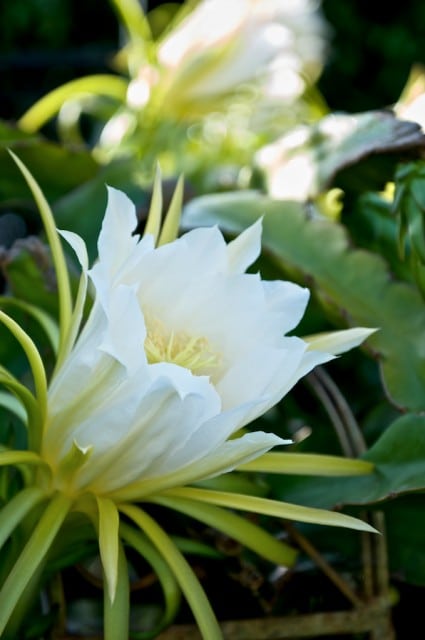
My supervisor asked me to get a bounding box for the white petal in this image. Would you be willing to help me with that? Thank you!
[216,337,309,423]
[185,431,288,482]
[124,431,287,498]
[262,279,310,334]
[76,375,221,492]
[59,229,89,272]
[97,284,146,373]
[226,219,262,273]
[57,229,90,357]
[96,186,140,282]
[48,302,108,411]
[130,227,229,318]
[153,401,258,471]
[304,327,377,355]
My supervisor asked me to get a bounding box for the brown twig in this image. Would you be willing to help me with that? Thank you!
[285,521,364,608]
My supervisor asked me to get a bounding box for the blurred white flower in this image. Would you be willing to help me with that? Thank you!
[151,0,329,114]
[398,94,425,131]
[255,127,318,200]
[93,0,330,168]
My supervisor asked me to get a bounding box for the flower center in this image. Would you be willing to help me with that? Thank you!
[144,314,221,377]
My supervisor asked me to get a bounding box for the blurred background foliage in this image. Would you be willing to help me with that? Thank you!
[319,1,425,111]
[0,0,118,121]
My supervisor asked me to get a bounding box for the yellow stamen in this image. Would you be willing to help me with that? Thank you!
[144,315,221,377]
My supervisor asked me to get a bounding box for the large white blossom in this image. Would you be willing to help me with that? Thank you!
[42,187,371,498]
[0,148,378,640]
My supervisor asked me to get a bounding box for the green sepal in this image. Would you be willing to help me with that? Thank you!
[0,492,71,636]
[103,540,129,640]
[55,441,92,490]
[8,152,73,366]
[120,522,182,638]
[162,487,377,533]
[0,487,46,551]
[0,390,27,424]
[158,175,184,246]
[0,449,46,469]
[120,504,223,640]
[97,497,120,603]
[143,163,163,244]
[239,452,374,476]
[0,297,59,355]
[0,366,41,443]
[0,309,48,428]
[151,494,298,567]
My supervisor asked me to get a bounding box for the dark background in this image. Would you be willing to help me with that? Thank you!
[1,0,425,121]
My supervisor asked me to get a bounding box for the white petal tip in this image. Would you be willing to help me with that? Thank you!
[304,327,378,356]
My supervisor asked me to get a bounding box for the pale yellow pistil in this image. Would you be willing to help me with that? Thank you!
[144,315,221,377]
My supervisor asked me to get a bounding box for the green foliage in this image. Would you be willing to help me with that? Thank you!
[393,160,425,296]
[0,0,118,119]
[264,415,425,510]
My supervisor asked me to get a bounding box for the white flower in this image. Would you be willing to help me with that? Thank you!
[43,187,372,498]
[155,0,328,110]
[0,160,378,640]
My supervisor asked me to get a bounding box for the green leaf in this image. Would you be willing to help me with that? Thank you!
[392,161,425,295]
[346,192,411,282]
[183,191,425,411]
[269,414,425,509]
[363,414,425,489]
[196,471,269,497]
[382,494,425,586]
